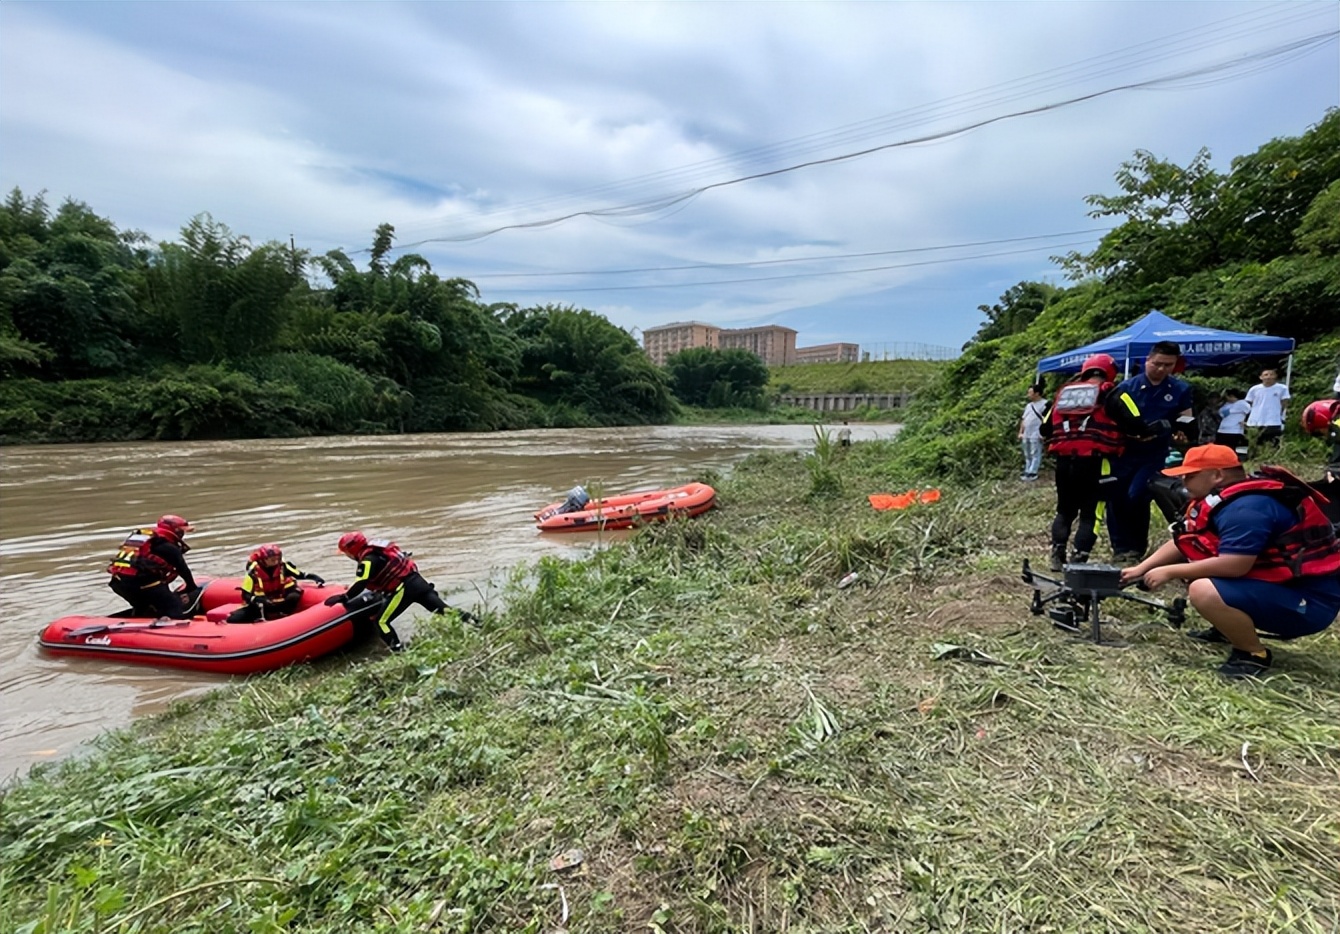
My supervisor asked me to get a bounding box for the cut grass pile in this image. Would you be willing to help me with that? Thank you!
[2,439,1338,933]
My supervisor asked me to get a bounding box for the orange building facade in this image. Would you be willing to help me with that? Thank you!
[641,321,720,366]
[643,322,800,367]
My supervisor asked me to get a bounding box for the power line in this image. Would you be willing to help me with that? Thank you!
[360,19,1335,252]
[494,237,1102,294]
[383,2,1332,241]
[463,228,1115,280]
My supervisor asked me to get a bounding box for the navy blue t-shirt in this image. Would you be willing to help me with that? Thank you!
[1115,373,1194,464]
[1212,493,1340,605]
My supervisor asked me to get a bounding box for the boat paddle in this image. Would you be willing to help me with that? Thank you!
[65,618,194,638]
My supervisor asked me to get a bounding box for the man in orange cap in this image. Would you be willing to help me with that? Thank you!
[1119,445,1340,678]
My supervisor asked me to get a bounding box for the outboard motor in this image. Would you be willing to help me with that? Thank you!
[557,485,591,515]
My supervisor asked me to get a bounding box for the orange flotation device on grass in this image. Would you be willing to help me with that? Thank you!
[868,489,941,510]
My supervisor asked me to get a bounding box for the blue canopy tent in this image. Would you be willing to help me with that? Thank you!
[1037,310,1296,381]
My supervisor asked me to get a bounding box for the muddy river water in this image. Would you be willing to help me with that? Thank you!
[0,423,896,781]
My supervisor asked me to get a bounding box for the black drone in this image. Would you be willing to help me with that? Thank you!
[1021,560,1186,647]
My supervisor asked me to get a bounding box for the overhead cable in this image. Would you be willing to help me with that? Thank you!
[374,29,1335,252]
[464,228,1114,279]
[386,2,1331,238]
[494,237,1102,293]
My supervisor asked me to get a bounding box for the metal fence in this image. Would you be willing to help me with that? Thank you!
[861,342,960,361]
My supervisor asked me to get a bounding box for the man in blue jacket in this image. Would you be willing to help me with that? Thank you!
[1107,341,1195,563]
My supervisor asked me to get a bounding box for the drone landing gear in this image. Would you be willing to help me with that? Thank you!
[1022,559,1186,647]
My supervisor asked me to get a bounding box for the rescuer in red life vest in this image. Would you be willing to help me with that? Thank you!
[106,515,200,618]
[225,543,327,623]
[1120,444,1340,678]
[324,532,452,652]
[1039,353,1151,571]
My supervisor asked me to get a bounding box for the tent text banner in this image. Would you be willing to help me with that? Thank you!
[1037,311,1294,376]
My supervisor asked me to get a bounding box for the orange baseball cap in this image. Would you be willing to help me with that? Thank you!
[1162,444,1241,476]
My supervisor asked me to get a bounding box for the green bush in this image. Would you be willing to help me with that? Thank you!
[0,378,154,443]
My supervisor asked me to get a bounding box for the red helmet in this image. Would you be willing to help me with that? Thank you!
[155,514,194,541]
[1080,353,1117,383]
[250,543,283,565]
[1301,399,1339,437]
[337,531,367,559]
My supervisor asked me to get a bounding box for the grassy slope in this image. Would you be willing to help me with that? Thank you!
[2,443,1338,933]
[767,360,947,395]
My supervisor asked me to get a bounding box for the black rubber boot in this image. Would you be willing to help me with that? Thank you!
[1049,544,1066,572]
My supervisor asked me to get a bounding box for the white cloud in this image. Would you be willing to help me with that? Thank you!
[2,1,1335,349]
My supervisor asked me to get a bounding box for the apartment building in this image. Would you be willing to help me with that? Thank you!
[716,325,797,367]
[794,342,860,364]
[643,321,815,367]
[641,321,720,366]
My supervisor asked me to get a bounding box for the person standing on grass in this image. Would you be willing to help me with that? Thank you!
[1018,383,1047,482]
[1245,368,1290,452]
[1120,445,1340,679]
[1214,388,1251,457]
[1040,354,1149,571]
[1107,341,1195,564]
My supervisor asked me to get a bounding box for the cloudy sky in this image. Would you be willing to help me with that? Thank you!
[2,2,1336,355]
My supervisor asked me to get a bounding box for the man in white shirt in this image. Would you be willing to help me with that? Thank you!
[1018,383,1047,481]
[1245,368,1290,452]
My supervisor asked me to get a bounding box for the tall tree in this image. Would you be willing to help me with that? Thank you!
[1216,108,1340,262]
[1058,149,1226,287]
[508,305,674,424]
[299,226,522,429]
[965,281,1060,348]
[666,346,769,408]
[145,214,301,363]
[0,191,144,377]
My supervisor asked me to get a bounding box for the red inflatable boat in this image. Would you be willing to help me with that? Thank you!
[534,482,716,532]
[37,578,382,675]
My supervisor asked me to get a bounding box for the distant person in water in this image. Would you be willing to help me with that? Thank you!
[106,515,200,618]
[838,421,852,448]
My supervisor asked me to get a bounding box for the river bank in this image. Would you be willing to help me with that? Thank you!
[2,437,1338,932]
[2,424,900,779]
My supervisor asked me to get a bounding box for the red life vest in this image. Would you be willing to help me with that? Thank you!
[106,528,186,582]
[1045,379,1124,457]
[246,561,300,602]
[1173,467,1340,582]
[362,541,417,592]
